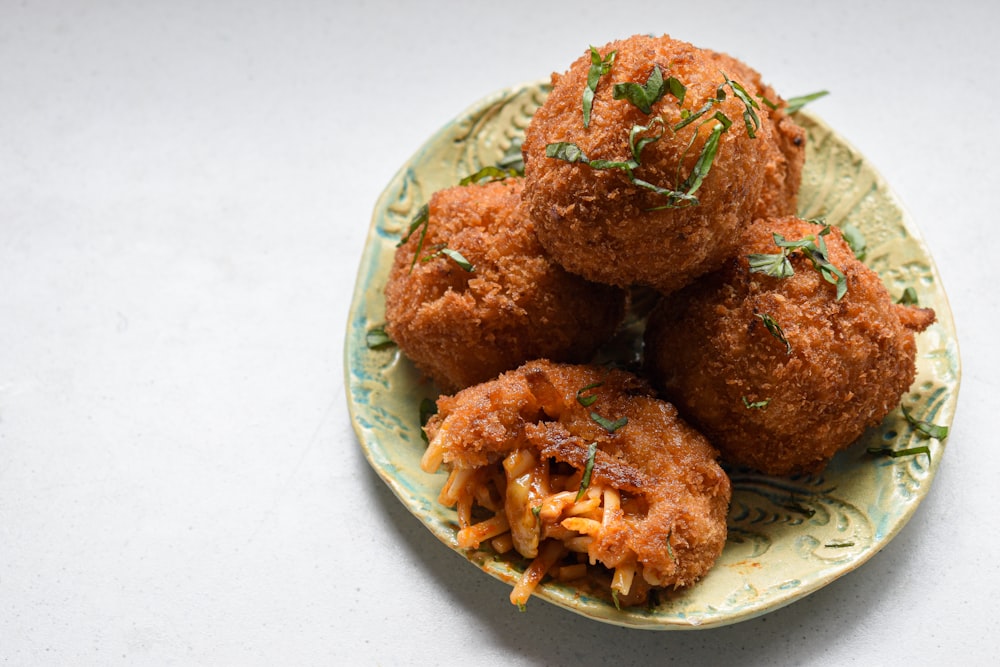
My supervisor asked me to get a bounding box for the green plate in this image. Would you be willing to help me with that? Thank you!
[345,81,960,629]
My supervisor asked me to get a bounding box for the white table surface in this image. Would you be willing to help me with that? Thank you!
[2,1,997,664]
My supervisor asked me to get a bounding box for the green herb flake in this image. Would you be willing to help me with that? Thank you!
[774,228,848,300]
[439,247,475,272]
[365,325,395,350]
[612,64,670,114]
[785,90,830,114]
[901,405,949,439]
[897,287,919,306]
[420,244,475,272]
[867,445,932,462]
[756,312,791,354]
[824,541,855,549]
[723,73,761,138]
[546,141,588,163]
[458,165,520,186]
[742,396,771,410]
[590,412,628,433]
[748,249,794,279]
[840,222,867,261]
[399,204,431,273]
[576,441,599,501]
[576,381,604,408]
[583,46,617,127]
[611,589,621,610]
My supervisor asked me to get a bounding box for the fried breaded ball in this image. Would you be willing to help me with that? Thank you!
[705,50,805,219]
[384,178,626,392]
[522,34,790,294]
[421,360,731,606]
[644,216,936,476]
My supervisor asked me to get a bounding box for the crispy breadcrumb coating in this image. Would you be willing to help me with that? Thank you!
[645,217,936,476]
[522,34,786,294]
[384,178,626,392]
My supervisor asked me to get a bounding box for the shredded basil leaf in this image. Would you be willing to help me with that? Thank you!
[825,541,855,548]
[612,64,671,114]
[583,46,617,127]
[458,165,520,186]
[365,325,395,350]
[576,441,599,501]
[748,249,794,279]
[840,222,867,261]
[590,412,627,433]
[742,396,771,410]
[902,405,949,439]
[576,382,603,408]
[546,141,588,163]
[677,118,727,196]
[723,73,760,138]
[867,445,932,462]
[785,90,829,114]
[773,228,848,300]
[756,312,791,354]
[897,287,919,306]
[398,204,431,273]
[438,247,475,272]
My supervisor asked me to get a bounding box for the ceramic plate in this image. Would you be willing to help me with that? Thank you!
[345,82,960,629]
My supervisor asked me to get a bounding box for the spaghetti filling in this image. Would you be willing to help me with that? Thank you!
[420,360,731,608]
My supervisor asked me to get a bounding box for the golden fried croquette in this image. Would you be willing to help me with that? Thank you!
[384,178,626,392]
[522,34,786,294]
[705,50,805,219]
[421,359,731,606]
[644,216,936,476]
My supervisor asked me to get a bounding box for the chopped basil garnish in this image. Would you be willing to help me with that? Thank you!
[840,222,867,261]
[458,165,520,186]
[749,228,848,300]
[611,589,621,610]
[583,46,617,127]
[825,541,855,548]
[867,445,932,462]
[723,73,760,138]
[576,382,603,407]
[785,90,830,114]
[748,248,794,279]
[897,287,919,306]
[545,141,698,208]
[398,204,431,273]
[676,116,728,197]
[439,247,474,272]
[902,405,949,439]
[742,396,771,410]
[576,441,599,501]
[420,244,475,272]
[759,95,779,110]
[365,325,395,350]
[756,312,791,354]
[591,412,628,433]
[612,64,685,114]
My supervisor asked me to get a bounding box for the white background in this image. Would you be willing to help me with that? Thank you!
[2,0,997,664]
